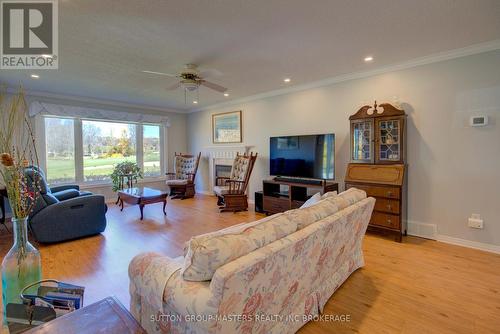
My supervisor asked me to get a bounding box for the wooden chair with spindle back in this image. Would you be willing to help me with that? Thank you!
[213,152,258,212]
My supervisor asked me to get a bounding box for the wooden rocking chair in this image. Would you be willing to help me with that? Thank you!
[166,152,201,199]
[213,152,257,212]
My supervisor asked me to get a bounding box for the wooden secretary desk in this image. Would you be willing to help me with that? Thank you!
[345,102,407,242]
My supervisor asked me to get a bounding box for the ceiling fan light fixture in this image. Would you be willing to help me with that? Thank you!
[183,83,199,91]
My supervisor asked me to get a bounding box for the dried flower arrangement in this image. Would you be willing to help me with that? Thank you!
[0,87,41,219]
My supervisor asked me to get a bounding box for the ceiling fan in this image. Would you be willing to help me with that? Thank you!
[142,64,227,101]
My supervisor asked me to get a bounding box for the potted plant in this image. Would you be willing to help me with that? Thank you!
[110,161,143,192]
[0,87,42,322]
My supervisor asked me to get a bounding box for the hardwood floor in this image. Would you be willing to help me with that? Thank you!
[1,194,499,333]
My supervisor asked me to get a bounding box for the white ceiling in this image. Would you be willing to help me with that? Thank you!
[1,0,500,112]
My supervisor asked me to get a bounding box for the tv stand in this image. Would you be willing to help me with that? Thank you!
[273,176,323,185]
[262,178,338,215]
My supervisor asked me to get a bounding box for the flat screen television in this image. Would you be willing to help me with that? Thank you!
[270,134,335,179]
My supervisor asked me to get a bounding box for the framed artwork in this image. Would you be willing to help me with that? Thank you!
[212,110,242,143]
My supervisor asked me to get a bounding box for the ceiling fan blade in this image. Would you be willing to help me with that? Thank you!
[200,80,227,93]
[142,70,177,77]
[166,82,181,90]
[199,68,223,78]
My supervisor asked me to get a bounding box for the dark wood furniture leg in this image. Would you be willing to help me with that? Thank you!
[118,187,168,221]
[139,204,145,220]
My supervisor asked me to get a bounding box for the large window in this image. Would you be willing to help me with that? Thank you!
[143,124,161,177]
[82,120,137,182]
[45,117,75,184]
[43,117,164,185]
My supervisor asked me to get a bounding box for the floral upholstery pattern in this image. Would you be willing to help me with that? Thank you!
[174,156,197,180]
[337,187,367,205]
[182,213,297,281]
[129,189,375,334]
[230,155,251,181]
[129,253,183,320]
[320,190,338,199]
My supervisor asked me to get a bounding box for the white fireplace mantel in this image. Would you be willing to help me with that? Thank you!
[204,145,254,191]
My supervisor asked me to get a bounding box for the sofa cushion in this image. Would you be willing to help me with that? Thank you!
[166,179,189,186]
[338,187,366,205]
[182,213,297,281]
[300,192,321,208]
[213,185,229,196]
[79,191,93,197]
[321,190,338,199]
[52,189,81,201]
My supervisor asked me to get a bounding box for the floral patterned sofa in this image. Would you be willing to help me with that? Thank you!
[129,188,375,333]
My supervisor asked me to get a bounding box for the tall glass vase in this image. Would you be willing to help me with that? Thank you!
[1,217,42,324]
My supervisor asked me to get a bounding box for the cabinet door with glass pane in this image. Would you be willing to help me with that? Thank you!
[350,119,374,163]
[375,117,405,164]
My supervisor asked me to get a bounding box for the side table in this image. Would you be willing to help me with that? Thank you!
[24,296,146,334]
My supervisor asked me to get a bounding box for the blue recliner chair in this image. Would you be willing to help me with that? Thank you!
[25,166,107,243]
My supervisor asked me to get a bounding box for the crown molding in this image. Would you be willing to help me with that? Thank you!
[4,87,186,115]
[191,39,500,113]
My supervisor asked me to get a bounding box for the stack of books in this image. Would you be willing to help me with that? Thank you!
[7,281,85,333]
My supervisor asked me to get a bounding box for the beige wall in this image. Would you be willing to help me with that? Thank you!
[187,50,500,247]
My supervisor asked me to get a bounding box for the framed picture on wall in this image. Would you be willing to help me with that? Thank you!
[212,110,242,143]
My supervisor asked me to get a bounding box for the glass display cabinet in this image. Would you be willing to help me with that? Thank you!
[346,101,407,242]
[351,119,373,162]
[350,102,405,164]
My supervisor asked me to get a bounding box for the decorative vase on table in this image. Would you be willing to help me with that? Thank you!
[1,217,42,323]
[0,87,43,324]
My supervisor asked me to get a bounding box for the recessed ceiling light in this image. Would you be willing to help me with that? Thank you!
[283,78,291,83]
[223,93,229,97]
[193,100,198,104]
[31,74,40,79]
[364,56,373,62]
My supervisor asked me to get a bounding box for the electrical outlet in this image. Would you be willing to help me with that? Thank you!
[468,214,484,229]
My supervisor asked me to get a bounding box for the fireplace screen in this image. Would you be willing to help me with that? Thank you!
[215,164,232,179]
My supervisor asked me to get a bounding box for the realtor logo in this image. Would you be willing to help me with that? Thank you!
[1,0,58,69]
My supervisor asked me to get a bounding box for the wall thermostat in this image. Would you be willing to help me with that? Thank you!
[469,116,489,127]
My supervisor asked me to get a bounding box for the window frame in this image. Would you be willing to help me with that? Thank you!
[40,115,166,186]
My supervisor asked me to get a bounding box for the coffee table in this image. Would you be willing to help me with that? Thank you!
[118,187,168,220]
[25,296,146,334]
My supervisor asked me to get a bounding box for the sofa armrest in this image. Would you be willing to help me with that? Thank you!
[129,253,183,316]
[50,184,80,192]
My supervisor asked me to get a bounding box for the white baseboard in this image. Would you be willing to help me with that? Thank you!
[197,190,214,196]
[407,220,500,254]
[435,235,500,254]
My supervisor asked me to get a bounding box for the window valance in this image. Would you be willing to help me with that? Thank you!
[29,101,170,127]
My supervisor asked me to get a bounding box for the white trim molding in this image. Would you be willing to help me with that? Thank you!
[192,39,500,113]
[5,87,184,115]
[436,235,500,255]
[408,220,500,254]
